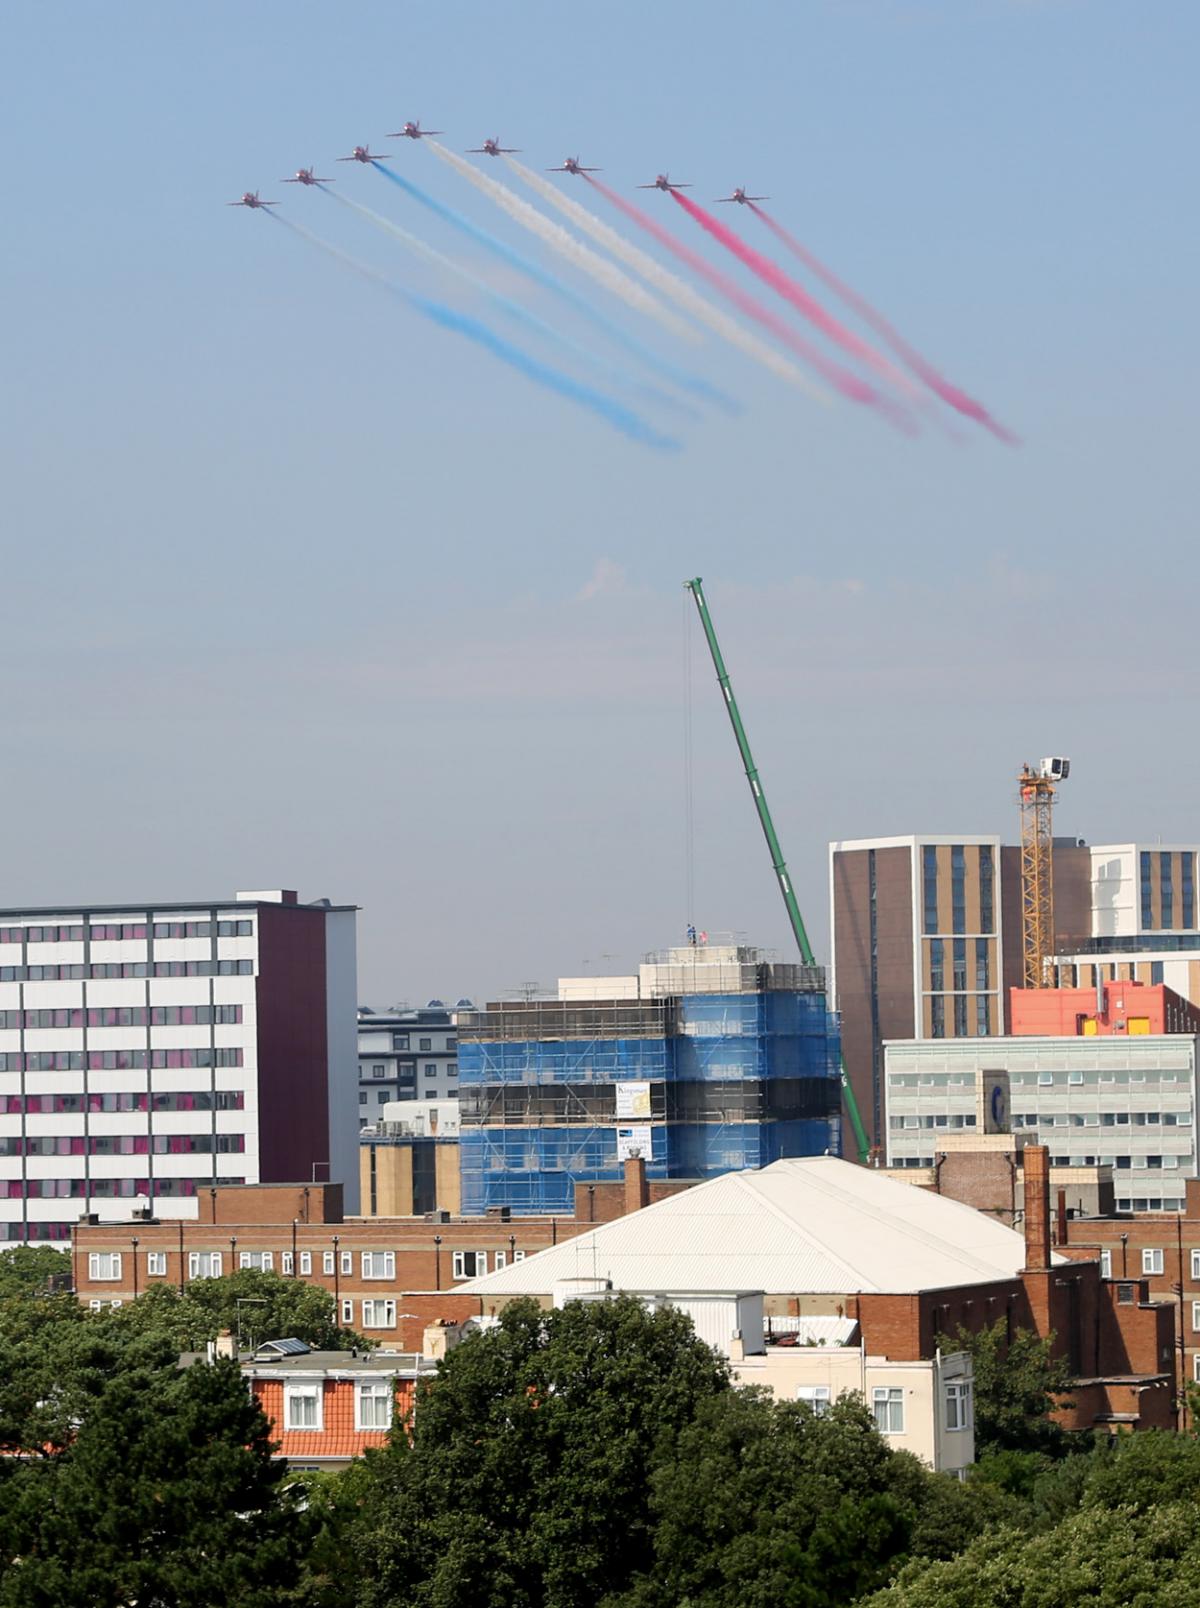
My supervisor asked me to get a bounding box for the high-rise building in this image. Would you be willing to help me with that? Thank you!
[0,888,358,1243]
[456,943,842,1215]
[356,1003,466,1120]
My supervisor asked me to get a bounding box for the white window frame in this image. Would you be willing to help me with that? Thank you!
[945,1380,972,1432]
[147,1250,167,1277]
[341,1298,354,1324]
[795,1385,831,1415]
[356,1379,394,1431]
[281,1251,294,1275]
[1192,1302,1200,1334]
[88,1299,102,1311]
[513,1249,526,1262]
[188,1250,222,1279]
[88,1251,122,1282]
[340,1250,353,1276]
[1099,1249,1112,1279]
[284,1383,323,1432]
[323,1251,335,1275]
[361,1250,396,1280]
[299,1250,312,1275]
[239,1250,274,1272]
[1143,1248,1164,1276]
[361,1298,398,1329]
[1191,1249,1200,1282]
[452,1249,487,1279]
[872,1387,905,1435]
[493,1251,507,1270]
[1194,1354,1200,1384]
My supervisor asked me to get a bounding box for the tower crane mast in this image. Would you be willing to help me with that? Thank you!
[685,577,871,1165]
[1018,757,1070,988]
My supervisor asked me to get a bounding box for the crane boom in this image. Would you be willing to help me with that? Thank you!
[684,577,871,1165]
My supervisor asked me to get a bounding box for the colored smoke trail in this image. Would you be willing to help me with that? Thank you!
[584,176,896,417]
[670,190,917,402]
[506,157,827,400]
[318,185,697,418]
[749,203,1016,442]
[264,212,678,450]
[371,163,732,413]
[429,143,696,344]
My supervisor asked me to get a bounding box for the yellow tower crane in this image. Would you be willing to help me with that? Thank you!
[1018,757,1070,988]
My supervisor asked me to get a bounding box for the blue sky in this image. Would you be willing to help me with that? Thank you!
[3,1,1197,1003]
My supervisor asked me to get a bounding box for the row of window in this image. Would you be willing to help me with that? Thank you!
[0,1048,244,1071]
[384,1035,456,1053]
[280,1378,396,1433]
[88,1246,526,1283]
[1115,1198,1186,1214]
[0,1091,245,1113]
[798,1380,967,1437]
[890,1069,1187,1089]
[929,995,990,1039]
[0,1134,246,1159]
[369,1062,457,1078]
[7,1176,242,1200]
[0,961,254,981]
[1012,1112,1192,1129]
[0,921,255,944]
[0,1005,244,1029]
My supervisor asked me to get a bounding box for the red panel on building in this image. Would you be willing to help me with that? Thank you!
[1009,981,1200,1038]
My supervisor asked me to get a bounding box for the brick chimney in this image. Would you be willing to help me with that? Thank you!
[1055,1187,1068,1247]
[1023,1145,1051,1270]
[623,1155,649,1218]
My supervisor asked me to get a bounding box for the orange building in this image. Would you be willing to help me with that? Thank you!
[1009,981,1200,1039]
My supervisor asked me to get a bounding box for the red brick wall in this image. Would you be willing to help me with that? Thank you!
[252,1373,418,1461]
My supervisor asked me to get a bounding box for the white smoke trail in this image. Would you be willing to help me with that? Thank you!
[428,143,698,344]
[505,157,829,402]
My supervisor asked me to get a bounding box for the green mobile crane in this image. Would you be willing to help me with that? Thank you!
[685,577,872,1165]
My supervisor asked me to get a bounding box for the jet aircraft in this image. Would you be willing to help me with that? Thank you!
[282,168,331,186]
[638,174,690,191]
[228,191,277,208]
[468,137,520,157]
[337,146,388,164]
[391,121,442,140]
[547,156,600,175]
[715,187,768,204]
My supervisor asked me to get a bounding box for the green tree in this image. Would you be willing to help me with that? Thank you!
[955,1320,1073,1458]
[112,1268,371,1352]
[866,1502,1200,1607]
[0,1245,71,1298]
[353,1295,730,1608]
[0,1345,307,1607]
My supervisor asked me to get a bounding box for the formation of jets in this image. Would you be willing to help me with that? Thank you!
[232,126,765,213]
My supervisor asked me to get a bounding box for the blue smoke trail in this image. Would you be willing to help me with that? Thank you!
[265,211,679,451]
[372,163,737,415]
[318,186,699,422]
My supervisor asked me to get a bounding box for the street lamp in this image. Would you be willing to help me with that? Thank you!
[434,1234,442,1291]
[509,1232,516,1267]
[131,1236,140,1301]
[332,1234,341,1323]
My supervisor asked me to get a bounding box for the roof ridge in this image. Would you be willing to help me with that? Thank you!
[729,1169,865,1288]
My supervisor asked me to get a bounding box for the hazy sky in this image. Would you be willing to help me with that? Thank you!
[3,1,1196,1006]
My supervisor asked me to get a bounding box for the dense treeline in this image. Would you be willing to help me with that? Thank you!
[2,1246,1199,1606]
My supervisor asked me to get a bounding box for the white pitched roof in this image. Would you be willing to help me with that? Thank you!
[465,1156,1059,1298]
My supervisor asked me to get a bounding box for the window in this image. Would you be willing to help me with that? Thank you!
[361,1299,397,1328]
[930,996,945,1039]
[323,1251,335,1275]
[361,1251,395,1279]
[1037,1072,1053,1087]
[357,1380,394,1430]
[299,1251,312,1275]
[392,1034,410,1051]
[1100,1249,1112,1278]
[147,1251,167,1277]
[1195,1355,1200,1384]
[872,1387,905,1435]
[372,1064,386,1079]
[1143,1249,1164,1276]
[493,1251,507,1270]
[88,1252,122,1281]
[419,1038,432,1052]
[979,845,994,932]
[513,1250,526,1262]
[1190,1248,1200,1282]
[188,1251,222,1279]
[953,995,967,1037]
[951,844,966,935]
[285,1385,323,1431]
[1141,850,1153,929]
[424,1063,437,1077]
[929,938,944,991]
[922,845,938,934]
[340,1250,352,1276]
[1192,1303,1200,1334]
[341,1298,354,1324]
[239,1250,274,1272]
[452,1250,487,1279]
[359,1092,368,1105]
[795,1385,831,1414]
[281,1252,294,1275]
[448,1062,458,1077]
[945,1380,972,1431]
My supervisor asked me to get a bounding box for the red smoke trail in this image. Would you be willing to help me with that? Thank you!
[749,203,1016,444]
[583,175,899,419]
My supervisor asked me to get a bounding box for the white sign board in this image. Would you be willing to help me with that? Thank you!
[616,1125,653,1161]
[615,1081,652,1119]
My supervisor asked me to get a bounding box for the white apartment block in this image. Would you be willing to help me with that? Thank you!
[357,1003,466,1119]
[0,888,358,1244]
[885,1035,1198,1214]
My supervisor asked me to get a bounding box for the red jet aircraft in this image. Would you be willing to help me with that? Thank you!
[547,156,601,175]
[716,187,768,204]
[638,174,690,191]
[228,191,277,208]
[337,146,389,164]
[390,121,443,140]
[468,137,520,157]
[282,168,332,186]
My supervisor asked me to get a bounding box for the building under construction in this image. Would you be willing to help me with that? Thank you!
[456,943,842,1214]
